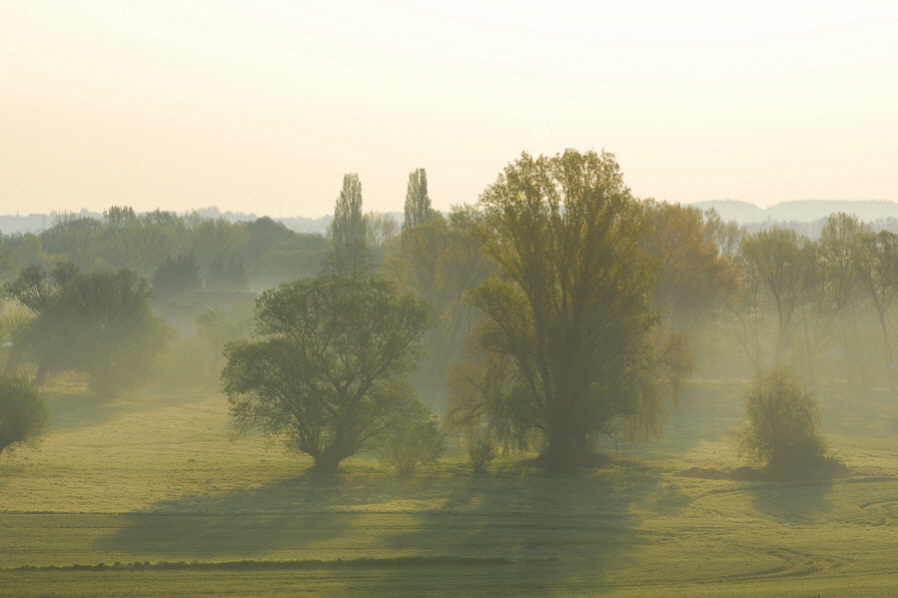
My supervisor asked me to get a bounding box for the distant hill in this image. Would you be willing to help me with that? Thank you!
[689,200,898,225]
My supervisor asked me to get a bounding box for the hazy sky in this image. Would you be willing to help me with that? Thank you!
[2,1,896,218]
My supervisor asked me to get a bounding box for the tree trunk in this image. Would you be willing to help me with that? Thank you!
[312,452,344,474]
[875,306,896,392]
[34,363,48,386]
[542,411,590,474]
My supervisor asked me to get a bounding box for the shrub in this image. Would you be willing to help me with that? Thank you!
[737,364,832,480]
[0,375,48,457]
[466,433,497,476]
[376,417,446,475]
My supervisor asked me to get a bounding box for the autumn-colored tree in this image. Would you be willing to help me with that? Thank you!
[450,149,691,473]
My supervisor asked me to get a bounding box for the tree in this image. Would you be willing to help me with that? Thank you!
[640,201,737,332]
[403,168,434,230]
[222,274,432,473]
[0,375,48,457]
[152,254,202,305]
[817,214,868,387]
[3,262,77,378]
[853,230,898,391]
[27,268,172,394]
[375,410,445,475]
[737,364,832,480]
[325,174,370,275]
[741,227,809,361]
[451,149,691,473]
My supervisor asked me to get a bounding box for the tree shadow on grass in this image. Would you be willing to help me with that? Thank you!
[374,460,691,594]
[748,480,835,523]
[94,473,374,562]
[94,459,690,585]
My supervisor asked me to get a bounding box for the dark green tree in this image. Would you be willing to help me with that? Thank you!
[0,375,48,457]
[222,274,431,473]
[152,254,202,305]
[450,149,691,473]
[325,174,370,275]
[403,168,434,231]
[28,269,172,394]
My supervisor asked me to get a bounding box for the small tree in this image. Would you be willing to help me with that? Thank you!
[376,414,446,475]
[737,364,830,479]
[0,375,48,457]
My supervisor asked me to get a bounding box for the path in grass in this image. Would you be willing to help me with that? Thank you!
[1,379,897,596]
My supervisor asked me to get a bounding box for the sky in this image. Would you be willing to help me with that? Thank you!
[2,1,897,218]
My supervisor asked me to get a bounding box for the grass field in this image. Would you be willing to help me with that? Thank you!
[1,376,897,596]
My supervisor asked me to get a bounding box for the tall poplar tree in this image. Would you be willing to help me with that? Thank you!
[326,173,370,274]
[403,168,433,231]
[448,149,691,473]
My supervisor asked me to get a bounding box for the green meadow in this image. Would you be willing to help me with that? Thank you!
[1,378,897,597]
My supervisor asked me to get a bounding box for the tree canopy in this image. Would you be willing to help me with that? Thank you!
[222,274,432,473]
[449,149,691,473]
[325,174,370,275]
[6,265,172,394]
[0,374,48,457]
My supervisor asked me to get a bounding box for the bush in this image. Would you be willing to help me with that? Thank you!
[376,417,446,475]
[737,364,833,480]
[466,433,497,476]
[0,375,48,457]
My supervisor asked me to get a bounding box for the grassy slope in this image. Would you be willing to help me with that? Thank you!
[1,377,897,597]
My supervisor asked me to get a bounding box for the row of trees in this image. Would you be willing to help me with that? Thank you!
[0,207,326,295]
[223,151,727,473]
[4,150,895,476]
[730,215,898,392]
[224,151,898,474]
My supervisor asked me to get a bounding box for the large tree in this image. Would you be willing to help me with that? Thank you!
[450,149,690,473]
[222,274,431,473]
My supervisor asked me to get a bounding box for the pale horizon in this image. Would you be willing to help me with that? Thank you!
[3,1,896,219]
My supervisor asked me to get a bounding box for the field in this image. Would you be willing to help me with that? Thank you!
[1,377,897,596]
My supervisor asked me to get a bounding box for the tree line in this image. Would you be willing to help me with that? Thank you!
[1,149,895,474]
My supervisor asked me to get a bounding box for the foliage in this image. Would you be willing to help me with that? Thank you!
[853,230,898,391]
[325,174,371,275]
[152,254,202,305]
[452,149,691,472]
[206,255,248,291]
[222,274,431,473]
[0,374,48,456]
[375,412,446,475]
[195,301,254,375]
[385,209,495,392]
[640,201,737,331]
[22,267,172,395]
[737,364,830,479]
[403,168,435,230]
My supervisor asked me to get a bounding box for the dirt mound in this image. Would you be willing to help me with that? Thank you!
[728,466,768,481]
[678,467,730,480]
